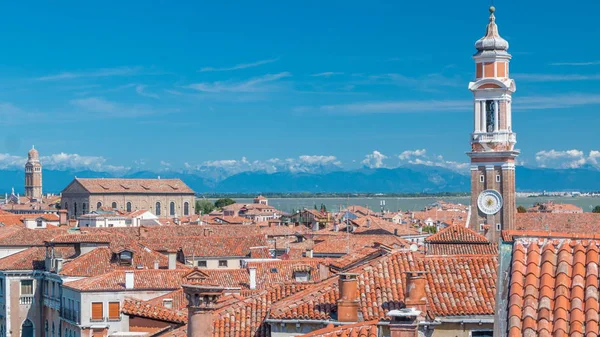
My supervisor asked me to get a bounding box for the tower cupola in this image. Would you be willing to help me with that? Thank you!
[475,7,509,55]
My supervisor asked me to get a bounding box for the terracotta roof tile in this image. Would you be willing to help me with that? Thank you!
[270,252,496,320]
[122,297,187,323]
[69,178,195,194]
[0,246,75,271]
[299,321,379,337]
[141,234,267,257]
[508,237,600,336]
[425,225,489,243]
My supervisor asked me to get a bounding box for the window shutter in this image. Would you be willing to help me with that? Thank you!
[91,302,103,320]
[108,302,120,319]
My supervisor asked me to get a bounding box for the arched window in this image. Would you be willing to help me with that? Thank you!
[64,202,68,214]
[170,202,175,216]
[73,202,78,217]
[111,202,117,210]
[155,202,161,216]
[82,203,87,215]
[184,202,189,216]
[97,202,102,210]
[52,322,55,337]
[21,319,34,337]
[126,202,132,212]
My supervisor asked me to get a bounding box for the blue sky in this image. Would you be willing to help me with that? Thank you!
[1,0,599,175]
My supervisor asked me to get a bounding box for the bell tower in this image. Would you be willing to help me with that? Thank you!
[468,6,518,243]
[25,146,43,201]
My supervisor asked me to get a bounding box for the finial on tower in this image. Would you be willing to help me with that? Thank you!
[489,6,495,14]
[474,4,509,53]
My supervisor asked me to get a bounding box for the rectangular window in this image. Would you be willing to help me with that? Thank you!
[218,260,228,267]
[197,261,207,268]
[163,299,173,309]
[496,175,501,182]
[479,224,485,232]
[480,175,485,183]
[91,302,103,321]
[108,302,120,320]
[496,223,501,231]
[20,280,33,295]
[472,331,493,337]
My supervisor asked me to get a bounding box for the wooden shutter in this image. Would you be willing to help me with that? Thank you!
[91,302,103,320]
[108,302,120,319]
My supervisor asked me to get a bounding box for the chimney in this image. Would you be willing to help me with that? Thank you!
[249,267,257,290]
[167,250,177,270]
[125,271,134,289]
[404,272,427,312]
[394,228,398,236]
[337,273,359,322]
[306,248,314,258]
[318,263,330,280]
[154,260,159,270]
[388,308,421,337]
[59,210,68,226]
[183,284,225,337]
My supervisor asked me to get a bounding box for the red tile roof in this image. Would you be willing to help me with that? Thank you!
[425,225,489,244]
[515,212,600,233]
[141,234,267,257]
[270,252,497,320]
[421,255,496,317]
[329,247,384,271]
[424,225,497,255]
[309,234,410,255]
[0,227,66,246]
[0,246,75,271]
[64,269,190,292]
[350,216,418,236]
[69,178,195,194]
[507,237,600,336]
[299,321,379,337]
[122,297,187,324]
[213,283,313,337]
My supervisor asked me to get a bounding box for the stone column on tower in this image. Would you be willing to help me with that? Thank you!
[467,6,519,243]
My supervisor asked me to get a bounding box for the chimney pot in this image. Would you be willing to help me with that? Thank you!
[405,271,427,312]
[337,273,359,322]
[167,251,177,270]
[249,267,257,290]
[125,271,134,289]
[154,260,159,270]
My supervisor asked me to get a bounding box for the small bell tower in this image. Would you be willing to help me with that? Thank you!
[468,6,518,243]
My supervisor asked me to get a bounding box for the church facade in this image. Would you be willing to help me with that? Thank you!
[60,178,196,218]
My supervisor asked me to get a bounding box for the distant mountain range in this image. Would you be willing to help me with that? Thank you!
[1,165,599,194]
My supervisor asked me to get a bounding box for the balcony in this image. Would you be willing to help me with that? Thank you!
[471,132,516,144]
[20,296,33,305]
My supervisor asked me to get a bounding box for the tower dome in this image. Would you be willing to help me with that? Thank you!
[28,146,39,161]
[475,7,509,54]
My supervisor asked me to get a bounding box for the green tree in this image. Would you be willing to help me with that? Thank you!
[196,200,215,215]
[214,198,236,209]
[593,205,600,213]
[517,205,527,213]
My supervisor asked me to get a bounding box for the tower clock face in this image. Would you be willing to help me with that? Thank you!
[477,189,503,215]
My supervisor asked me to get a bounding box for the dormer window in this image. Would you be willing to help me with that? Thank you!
[293,271,311,282]
[162,299,173,309]
[119,250,133,266]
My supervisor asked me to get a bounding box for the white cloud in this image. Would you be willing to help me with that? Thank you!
[0,152,128,173]
[361,151,387,169]
[135,85,159,99]
[534,149,600,169]
[399,149,427,160]
[35,66,142,81]
[185,155,343,181]
[186,72,292,93]
[41,153,129,173]
[311,72,344,78]
[199,58,278,72]
[0,153,27,169]
[398,149,468,172]
[550,61,600,66]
